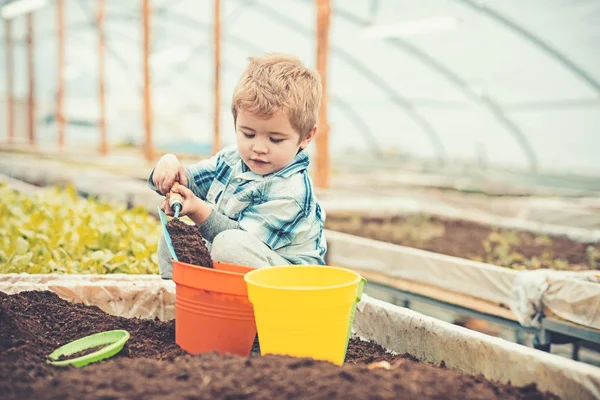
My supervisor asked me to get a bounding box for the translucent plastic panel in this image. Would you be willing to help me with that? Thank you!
[1,0,598,174]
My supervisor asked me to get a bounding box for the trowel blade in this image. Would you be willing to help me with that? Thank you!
[157,206,178,261]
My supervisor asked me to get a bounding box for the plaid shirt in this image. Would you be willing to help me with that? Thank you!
[184,146,326,265]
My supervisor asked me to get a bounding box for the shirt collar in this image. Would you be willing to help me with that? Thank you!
[273,149,310,178]
[241,160,251,174]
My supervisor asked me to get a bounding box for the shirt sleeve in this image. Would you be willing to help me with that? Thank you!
[147,169,161,194]
[184,153,219,201]
[147,154,218,199]
[198,210,239,242]
[238,197,305,250]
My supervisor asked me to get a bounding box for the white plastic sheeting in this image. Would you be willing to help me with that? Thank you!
[1,1,600,175]
[511,270,600,329]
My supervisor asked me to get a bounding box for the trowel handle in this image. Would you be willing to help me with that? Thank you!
[169,182,184,209]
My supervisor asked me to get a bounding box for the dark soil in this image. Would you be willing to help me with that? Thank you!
[325,213,599,271]
[55,345,107,361]
[0,291,558,399]
[344,339,417,364]
[166,218,214,268]
[0,290,186,365]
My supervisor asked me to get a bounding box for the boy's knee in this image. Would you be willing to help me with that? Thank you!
[211,229,279,268]
[211,230,251,262]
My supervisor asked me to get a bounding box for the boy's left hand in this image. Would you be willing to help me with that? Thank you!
[160,185,212,226]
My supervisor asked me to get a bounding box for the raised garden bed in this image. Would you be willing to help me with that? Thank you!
[324,213,600,330]
[1,290,557,399]
[325,213,599,271]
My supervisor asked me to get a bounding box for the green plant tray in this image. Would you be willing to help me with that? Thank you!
[47,330,130,368]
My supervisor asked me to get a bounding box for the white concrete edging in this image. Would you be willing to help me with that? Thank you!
[355,294,600,400]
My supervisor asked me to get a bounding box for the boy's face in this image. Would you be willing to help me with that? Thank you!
[235,109,315,175]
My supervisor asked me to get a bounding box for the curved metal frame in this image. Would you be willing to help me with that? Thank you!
[5,2,449,162]
[251,2,446,162]
[147,23,383,155]
[331,4,538,170]
[152,12,383,156]
[12,0,589,167]
[25,4,382,155]
[73,0,140,92]
[456,0,600,95]
[330,94,382,156]
[144,5,444,161]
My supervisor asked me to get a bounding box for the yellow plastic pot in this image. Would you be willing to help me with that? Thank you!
[244,265,362,366]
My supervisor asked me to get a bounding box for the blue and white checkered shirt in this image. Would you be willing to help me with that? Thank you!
[183,146,326,265]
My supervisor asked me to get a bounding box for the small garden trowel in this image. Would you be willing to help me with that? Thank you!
[157,182,185,261]
[158,207,178,261]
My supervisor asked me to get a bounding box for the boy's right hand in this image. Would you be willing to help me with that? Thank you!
[153,154,188,195]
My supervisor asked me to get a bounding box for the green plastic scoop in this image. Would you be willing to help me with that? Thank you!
[47,330,130,368]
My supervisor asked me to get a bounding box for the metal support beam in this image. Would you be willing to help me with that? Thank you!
[366,282,538,335]
[543,318,600,344]
[315,0,331,189]
[63,6,383,159]
[97,0,108,155]
[26,13,36,146]
[139,10,381,156]
[74,0,137,94]
[572,342,580,361]
[4,19,14,144]
[57,0,65,150]
[213,0,221,155]
[533,328,552,352]
[142,0,154,162]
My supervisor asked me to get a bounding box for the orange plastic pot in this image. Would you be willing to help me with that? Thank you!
[172,260,257,356]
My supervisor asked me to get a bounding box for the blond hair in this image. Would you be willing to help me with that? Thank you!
[231,53,322,140]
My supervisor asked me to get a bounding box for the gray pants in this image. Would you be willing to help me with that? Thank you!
[157,229,290,279]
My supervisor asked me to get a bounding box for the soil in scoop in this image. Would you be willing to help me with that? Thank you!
[325,213,599,271]
[0,291,557,400]
[55,345,107,361]
[166,218,214,268]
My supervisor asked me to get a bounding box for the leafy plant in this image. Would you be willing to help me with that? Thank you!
[476,231,571,271]
[587,246,600,269]
[0,184,160,274]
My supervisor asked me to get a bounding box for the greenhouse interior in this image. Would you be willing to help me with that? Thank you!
[1,0,600,399]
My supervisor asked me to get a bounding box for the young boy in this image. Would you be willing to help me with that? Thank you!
[150,53,327,279]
